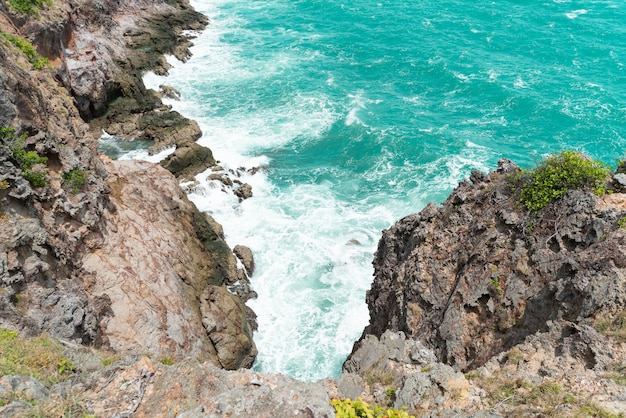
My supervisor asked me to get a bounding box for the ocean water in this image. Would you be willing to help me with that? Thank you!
[139,0,625,381]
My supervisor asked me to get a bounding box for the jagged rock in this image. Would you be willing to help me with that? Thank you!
[204,213,225,239]
[159,84,181,100]
[81,159,256,364]
[200,285,257,370]
[208,172,234,187]
[139,110,203,152]
[0,375,50,401]
[361,159,626,373]
[233,245,255,276]
[161,142,215,180]
[340,331,482,413]
[234,183,253,201]
[79,357,334,417]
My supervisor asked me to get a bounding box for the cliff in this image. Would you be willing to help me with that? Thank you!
[341,159,626,416]
[0,0,255,373]
[2,0,626,417]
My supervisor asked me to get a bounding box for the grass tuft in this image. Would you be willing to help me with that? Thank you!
[0,328,75,386]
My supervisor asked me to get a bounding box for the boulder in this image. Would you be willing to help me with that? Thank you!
[200,285,257,370]
[233,245,255,276]
[234,183,253,201]
[160,142,215,181]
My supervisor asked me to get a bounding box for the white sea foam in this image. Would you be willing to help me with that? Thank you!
[138,2,388,381]
[566,9,589,19]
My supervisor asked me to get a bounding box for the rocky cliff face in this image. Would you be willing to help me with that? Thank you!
[363,159,626,370]
[0,0,256,370]
[3,0,626,416]
[344,159,626,415]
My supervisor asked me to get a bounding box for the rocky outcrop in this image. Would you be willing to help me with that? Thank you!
[1,7,111,345]
[5,0,626,415]
[1,0,256,371]
[348,159,626,415]
[81,159,256,368]
[0,347,335,418]
[362,159,626,371]
[160,142,216,181]
[339,330,484,415]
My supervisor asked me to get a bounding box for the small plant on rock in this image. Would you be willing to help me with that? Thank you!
[0,127,48,187]
[62,168,89,194]
[1,32,50,70]
[510,150,610,212]
[7,0,51,15]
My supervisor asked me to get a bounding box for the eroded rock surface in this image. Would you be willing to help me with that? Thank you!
[348,159,626,415]
[81,160,256,367]
[1,0,256,371]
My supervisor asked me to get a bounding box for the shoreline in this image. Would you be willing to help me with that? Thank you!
[3,0,626,416]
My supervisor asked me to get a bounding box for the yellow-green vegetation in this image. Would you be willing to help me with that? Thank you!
[62,168,89,194]
[7,0,51,15]
[0,329,74,386]
[602,363,626,387]
[0,127,48,187]
[476,374,619,417]
[594,311,626,342]
[489,277,503,295]
[158,357,175,366]
[1,32,50,70]
[511,150,610,212]
[618,216,626,230]
[507,347,524,366]
[331,398,415,418]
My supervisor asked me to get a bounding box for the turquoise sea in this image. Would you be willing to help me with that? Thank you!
[137,0,625,381]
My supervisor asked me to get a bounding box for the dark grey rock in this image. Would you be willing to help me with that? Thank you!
[613,173,626,190]
[0,375,50,401]
[359,160,626,372]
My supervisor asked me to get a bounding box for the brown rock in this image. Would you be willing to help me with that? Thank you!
[160,142,215,180]
[234,183,253,201]
[82,159,256,365]
[233,244,255,276]
[200,285,257,370]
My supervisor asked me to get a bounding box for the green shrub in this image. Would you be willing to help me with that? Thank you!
[7,0,51,15]
[512,150,610,212]
[0,127,48,187]
[331,398,415,418]
[1,32,49,70]
[62,168,89,194]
